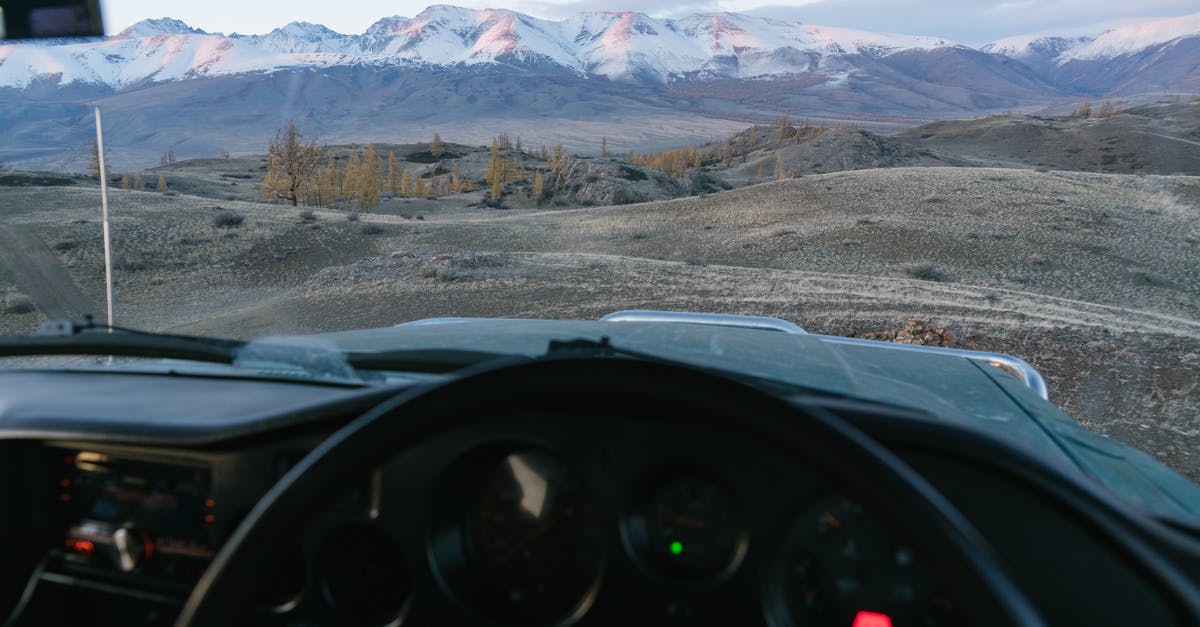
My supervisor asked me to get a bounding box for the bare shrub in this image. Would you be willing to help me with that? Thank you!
[1132,269,1175,288]
[346,212,359,222]
[360,224,385,235]
[900,261,954,282]
[2,294,35,314]
[113,254,148,272]
[418,265,457,282]
[1142,190,1195,220]
[211,211,244,228]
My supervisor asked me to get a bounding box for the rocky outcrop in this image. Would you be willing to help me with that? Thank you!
[547,156,727,206]
[856,319,957,347]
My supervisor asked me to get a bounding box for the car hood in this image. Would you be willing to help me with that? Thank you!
[295,318,1200,527]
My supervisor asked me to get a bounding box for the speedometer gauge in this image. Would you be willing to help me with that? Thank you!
[464,449,603,624]
[625,476,746,581]
[768,493,956,627]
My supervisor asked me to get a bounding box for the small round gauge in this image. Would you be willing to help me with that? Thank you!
[770,493,956,627]
[466,449,603,624]
[626,476,746,581]
[317,523,410,625]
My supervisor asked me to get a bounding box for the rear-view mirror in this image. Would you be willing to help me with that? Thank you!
[1,0,104,40]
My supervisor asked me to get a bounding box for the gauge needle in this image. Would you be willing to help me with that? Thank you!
[487,517,559,569]
[658,514,706,528]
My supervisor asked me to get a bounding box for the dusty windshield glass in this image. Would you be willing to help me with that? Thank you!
[0,3,1197,489]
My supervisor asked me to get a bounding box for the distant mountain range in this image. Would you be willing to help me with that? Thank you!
[0,7,965,87]
[0,5,1197,171]
[2,6,1196,91]
[981,12,1200,94]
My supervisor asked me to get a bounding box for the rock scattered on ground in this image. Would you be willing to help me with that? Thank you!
[855,319,957,347]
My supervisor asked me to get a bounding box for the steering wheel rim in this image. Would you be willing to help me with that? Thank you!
[176,356,1043,627]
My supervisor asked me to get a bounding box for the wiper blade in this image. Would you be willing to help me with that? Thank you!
[545,336,664,361]
[3,318,363,383]
[340,338,647,375]
[0,317,244,364]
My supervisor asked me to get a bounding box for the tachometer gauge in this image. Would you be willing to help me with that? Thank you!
[465,449,603,624]
[625,476,746,581]
[770,493,956,627]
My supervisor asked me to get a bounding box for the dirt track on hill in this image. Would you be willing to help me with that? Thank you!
[0,223,98,319]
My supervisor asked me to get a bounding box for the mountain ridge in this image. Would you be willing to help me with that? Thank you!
[2,6,1198,172]
[1,6,1195,94]
[1,4,974,89]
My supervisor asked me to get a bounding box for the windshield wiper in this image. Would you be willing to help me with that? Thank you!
[1,317,363,383]
[344,337,667,374]
[0,317,245,364]
[544,336,667,360]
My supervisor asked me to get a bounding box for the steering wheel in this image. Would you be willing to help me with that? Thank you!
[176,357,1043,626]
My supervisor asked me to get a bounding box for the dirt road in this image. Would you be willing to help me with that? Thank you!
[0,223,99,319]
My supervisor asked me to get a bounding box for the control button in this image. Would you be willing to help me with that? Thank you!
[112,527,153,572]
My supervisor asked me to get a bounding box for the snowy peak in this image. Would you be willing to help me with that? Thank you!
[981,35,1092,62]
[1061,11,1200,61]
[115,18,206,39]
[246,21,355,53]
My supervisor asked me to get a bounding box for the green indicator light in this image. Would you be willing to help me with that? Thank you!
[669,541,683,555]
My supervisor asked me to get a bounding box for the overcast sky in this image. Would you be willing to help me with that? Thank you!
[98,0,1198,46]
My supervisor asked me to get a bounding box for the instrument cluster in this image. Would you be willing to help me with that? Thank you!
[41,431,956,627]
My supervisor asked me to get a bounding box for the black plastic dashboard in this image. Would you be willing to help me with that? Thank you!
[1,370,1199,627]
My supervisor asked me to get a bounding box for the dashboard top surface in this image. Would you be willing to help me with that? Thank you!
[0,370,392,443]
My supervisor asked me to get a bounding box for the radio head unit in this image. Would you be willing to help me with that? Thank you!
[58,450,215,580]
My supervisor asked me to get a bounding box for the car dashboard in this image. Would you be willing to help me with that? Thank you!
[0,370,1198,627]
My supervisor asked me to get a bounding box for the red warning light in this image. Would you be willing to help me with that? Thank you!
[852,611,893,627]
[66,539,95,556]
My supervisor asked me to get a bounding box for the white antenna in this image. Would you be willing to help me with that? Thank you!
[94,106,114,329]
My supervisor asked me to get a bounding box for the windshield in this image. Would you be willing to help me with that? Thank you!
[0,2,1197,517]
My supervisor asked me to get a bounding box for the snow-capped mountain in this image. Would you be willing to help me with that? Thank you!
[0,4,969,89]
[1060,12,1200,62]
[980,12,1200,94]
[236,22,358,54]
[981,35,1093,65]
[114,17,205,39]
[2,5,1196,93]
